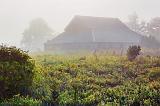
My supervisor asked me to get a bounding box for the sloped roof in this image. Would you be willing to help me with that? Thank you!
[48,16,142,44]
[65,15,127,32]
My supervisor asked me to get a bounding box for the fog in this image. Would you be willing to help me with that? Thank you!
[0,0,160,47]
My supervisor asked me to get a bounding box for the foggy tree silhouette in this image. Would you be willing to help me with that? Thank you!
[148,17,160,42]
[21,18,53,52]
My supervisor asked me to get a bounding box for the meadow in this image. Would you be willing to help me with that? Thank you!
[0,50,160,105]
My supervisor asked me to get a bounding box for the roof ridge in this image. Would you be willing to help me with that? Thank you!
[75,15,118,19]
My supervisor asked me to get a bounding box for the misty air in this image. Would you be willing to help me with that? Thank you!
[0,0,160,105]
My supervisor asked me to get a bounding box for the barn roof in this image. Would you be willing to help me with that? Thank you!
[47,16,142,44]
[65,15,127,32]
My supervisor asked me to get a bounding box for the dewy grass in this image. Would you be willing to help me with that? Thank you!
[1,53,160,105]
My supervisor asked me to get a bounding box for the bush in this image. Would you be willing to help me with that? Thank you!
[0,45,35,99]
[148,67,160,81]
[127,45,141,61]
[30,64,52,101]
[0,94,41,106]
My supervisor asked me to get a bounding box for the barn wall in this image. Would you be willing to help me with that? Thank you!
[45,42,140,53]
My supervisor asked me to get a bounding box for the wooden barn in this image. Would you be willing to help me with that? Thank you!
[45,16,142,52]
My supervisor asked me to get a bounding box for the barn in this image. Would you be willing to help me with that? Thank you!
[45,16,142,52]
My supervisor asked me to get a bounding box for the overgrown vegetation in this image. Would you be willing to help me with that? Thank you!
[30,53,159,106]
[0,45,160,105]
[0,94,41,106]
[127,45,141,61]
[0,45,35,99]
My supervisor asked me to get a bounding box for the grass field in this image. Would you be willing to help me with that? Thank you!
[1,52,160,105]
[31,53,160,105]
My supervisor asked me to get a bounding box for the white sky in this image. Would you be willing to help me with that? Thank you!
[0,0,160,46]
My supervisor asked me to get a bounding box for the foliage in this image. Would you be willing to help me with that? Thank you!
[1,50,160,105]
[0,94,41,106]
[21,18,53,52]
[126,13,160,48]
[127,45,141,61]
[29,64,52,101]
[30,54,160,105]
[149,67,160,81]
[148,17,160,41]
[0,45,35,99]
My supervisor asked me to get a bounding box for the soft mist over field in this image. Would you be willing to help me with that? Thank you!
[1,1,160,105]
[0,0,160,47]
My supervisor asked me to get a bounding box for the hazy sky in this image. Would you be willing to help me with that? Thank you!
[0,0,160,46]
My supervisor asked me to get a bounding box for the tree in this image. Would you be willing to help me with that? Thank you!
[127,45,141,61]
[126,13,149,36]
[0,45,35,99]
[127,12,139,32]
[126,14,160,48]
[21,18,53,52]
[139,21,149,36]
[147,17,160,42]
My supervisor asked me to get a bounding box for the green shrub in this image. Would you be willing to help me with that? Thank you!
[149,67,160,80]
[0,45,35,99]
[0,94,41,106]
[127,45,141,61]
[30,64,52,101]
